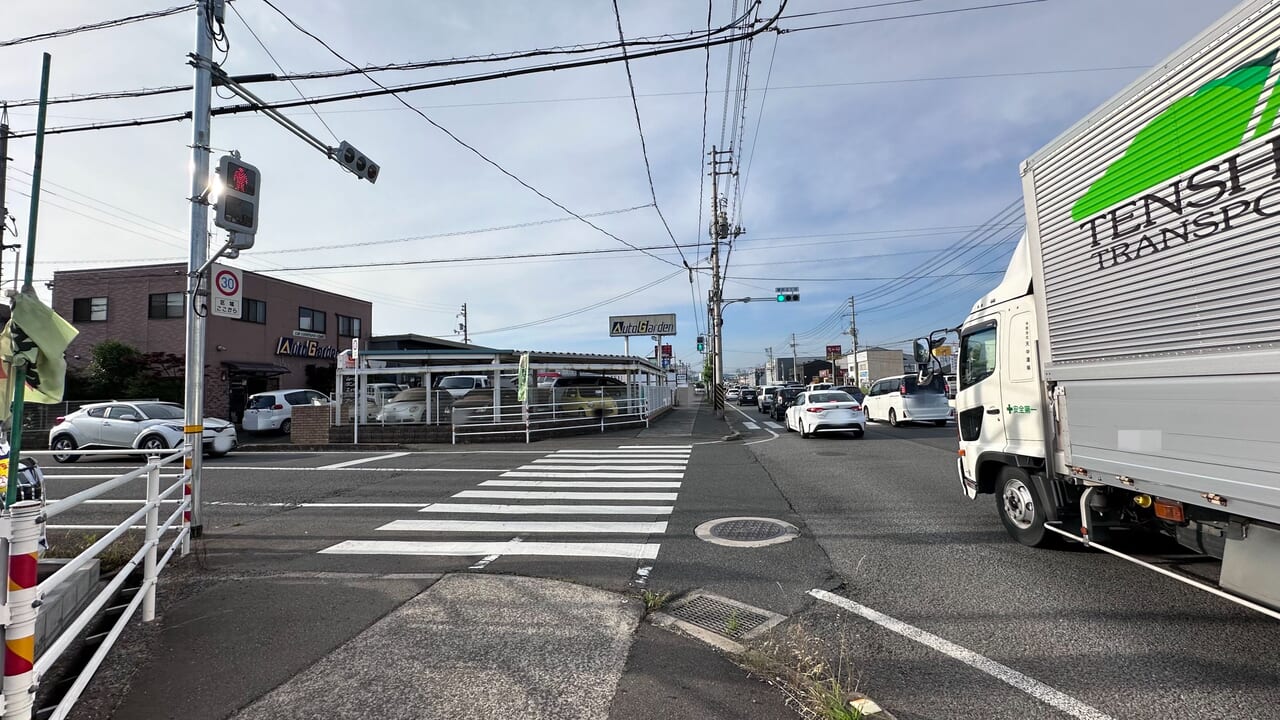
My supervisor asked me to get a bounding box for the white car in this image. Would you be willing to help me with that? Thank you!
[49,401,237,463]
[863,374,953,427]
[242,389,332,434]
[726,388,741,401]
[784,391,865,439]
[375,387,428,423]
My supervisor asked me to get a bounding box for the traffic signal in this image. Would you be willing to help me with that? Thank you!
[776,291,799,302]
[697,335,705,352]
[214,155,261,236]
[335,141,380,184]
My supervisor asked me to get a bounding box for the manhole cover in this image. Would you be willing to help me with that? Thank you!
[694,516,800,547]
[661,592,786,641]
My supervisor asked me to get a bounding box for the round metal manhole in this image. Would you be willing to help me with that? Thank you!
[695,516,800,547]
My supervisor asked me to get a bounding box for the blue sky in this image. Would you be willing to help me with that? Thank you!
[0,1,1239,375]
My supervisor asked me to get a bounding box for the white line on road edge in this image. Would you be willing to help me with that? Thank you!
[379,519,668,534]
[480,480,681,489]
[764,421,783,429]
[320,539,661,559]
[530,459,687,466]
[208,501,430,508]
[455,490,678,501]
[519,464,685,471]
[317,452,409,470]
[615,445,692,449]
[202,466,505,473]
[500,471,684,479]
[420,503,673,515]
[726,403,779,444]
[808,589,1116,720]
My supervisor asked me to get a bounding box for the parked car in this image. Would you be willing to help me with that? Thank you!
[49,401,237,463]
[806,382,834,392]
[785,390,865,438]
[375,387,428,423]
[435,375,495,399]
[770,387,803,421]
[833,385,866,403]
[243,389,331,434]
[862,374,952,427]
[757,385,779,414]
[536,375,625,418]
[738,387,757,405]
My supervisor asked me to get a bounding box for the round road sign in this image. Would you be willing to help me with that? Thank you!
[215,269,239,296]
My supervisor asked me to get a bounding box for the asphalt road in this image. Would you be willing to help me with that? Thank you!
[721,403,1280,720]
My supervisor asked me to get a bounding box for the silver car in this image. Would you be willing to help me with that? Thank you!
[49,401,237,463]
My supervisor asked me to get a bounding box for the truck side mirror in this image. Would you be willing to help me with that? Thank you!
[912,339,930,364]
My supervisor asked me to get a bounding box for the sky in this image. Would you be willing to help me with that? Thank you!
[0,0,1241,376]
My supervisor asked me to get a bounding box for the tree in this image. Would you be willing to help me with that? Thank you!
[85,340,143,390]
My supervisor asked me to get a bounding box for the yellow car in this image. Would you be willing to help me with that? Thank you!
[559,387,618,418]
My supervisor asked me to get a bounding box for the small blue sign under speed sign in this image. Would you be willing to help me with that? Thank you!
[210,263,243,319]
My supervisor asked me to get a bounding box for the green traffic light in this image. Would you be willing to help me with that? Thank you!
[777,294,786,302]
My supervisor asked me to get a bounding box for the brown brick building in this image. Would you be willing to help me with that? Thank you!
[51,263,371,421]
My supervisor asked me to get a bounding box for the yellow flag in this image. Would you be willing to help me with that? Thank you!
[0,290,79,420]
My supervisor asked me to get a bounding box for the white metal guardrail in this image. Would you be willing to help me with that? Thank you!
[451,394,661,444]
[1,448,191,720]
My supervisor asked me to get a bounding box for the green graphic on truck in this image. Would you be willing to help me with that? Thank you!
[1073,50,1278,221]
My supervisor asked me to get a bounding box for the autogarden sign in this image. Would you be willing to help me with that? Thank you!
[609,313,676,337]
[275,336,338,359]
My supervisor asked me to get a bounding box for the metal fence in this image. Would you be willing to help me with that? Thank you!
[450,385,676,443]
[2,448,191,720]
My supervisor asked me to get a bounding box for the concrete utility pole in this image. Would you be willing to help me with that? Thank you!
[765,347,773,384]
[849,295,860,387]
[707,146,734,417]
[183,0,216,535]
[457,303,469,343]
[791,333,799,382]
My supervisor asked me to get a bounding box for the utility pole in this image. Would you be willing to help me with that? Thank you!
[707,146,734,417]
[849,295,860,388]
[183,0,215,536]
[457,303,469,343]
[765,347,773,384]
[791,333,799,382]
[0,107,9,288]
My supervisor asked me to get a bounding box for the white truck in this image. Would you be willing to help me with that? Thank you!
[932,0,1280,613]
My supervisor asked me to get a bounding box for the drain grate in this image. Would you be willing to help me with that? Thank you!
[710,518,788,542]
[667,595,773,640]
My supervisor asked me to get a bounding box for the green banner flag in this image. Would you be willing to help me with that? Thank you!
[517,353,530,403]
[0,290,79,420]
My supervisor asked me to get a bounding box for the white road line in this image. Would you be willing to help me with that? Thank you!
[317,452,409,470]
[741,421,760,430]
[468,554,501,570]
[727,403,780,445]
[455,490,678,501]
[519,464,684,471]
[419,503,673,515]
[531,459,687,466]
[764,421,783,429]
[552,451,690,456]
[615,445,692,449]
[378,519,668,534]
[546,456,689,462]
[808,590,1116,720]
[499,471,683,479]
[320,540,661,559]
[209,501,430,508]
[201,466,505,473]
[480,480,681,489]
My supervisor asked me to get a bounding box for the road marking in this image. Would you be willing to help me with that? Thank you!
[741,421,760,430]
[518,464,685,471]
[554,448,690,453]
[552,451,690,457]
[208,501,430,508]
[808,590,1116,720]
[727,403,780,445]
[531,459,687,466]
[378,519,668,534]
[320,539,661,559]
[764,421,783,429]
[480,480,681,489]
[317,452,409,470]
[202,466,505,473]
[499,471,683,479]
[616,445,692,449]
[420,503,673,515]
[455,490,678,501]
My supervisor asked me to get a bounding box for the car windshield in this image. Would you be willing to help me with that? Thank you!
[137,403,184,420]
[247,396,276,410]
[778,389,800,400]
[808,392,852,404]
[438,377,475,390]
[389,388,426,403]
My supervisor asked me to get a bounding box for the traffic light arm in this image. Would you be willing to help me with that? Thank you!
[210,67,331,156]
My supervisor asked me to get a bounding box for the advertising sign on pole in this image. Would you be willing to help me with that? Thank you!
[352,337,360,361]
[210,264,242,319]
[826,344,842,360]
[609,313,676,337]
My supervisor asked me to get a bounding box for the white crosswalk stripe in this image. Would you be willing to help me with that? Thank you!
[318,445,690,561]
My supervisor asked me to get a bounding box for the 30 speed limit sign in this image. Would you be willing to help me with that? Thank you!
[211,264,243,319]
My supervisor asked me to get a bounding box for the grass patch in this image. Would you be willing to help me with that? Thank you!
[638,589,671,613]
[43,530,143,574]
[740,619,870,720]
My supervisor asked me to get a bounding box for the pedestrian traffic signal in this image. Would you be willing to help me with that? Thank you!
[214,155,261,236]
[697,335,705,352]
[335,141,380,184]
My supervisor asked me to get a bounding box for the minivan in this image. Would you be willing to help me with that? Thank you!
[243,389,332,434]
[862,374,952,427]
[435,375,494,399]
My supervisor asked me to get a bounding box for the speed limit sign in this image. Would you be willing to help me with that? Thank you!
[211,264,243,319]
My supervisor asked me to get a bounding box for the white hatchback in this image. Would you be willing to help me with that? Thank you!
[242,389,331,434]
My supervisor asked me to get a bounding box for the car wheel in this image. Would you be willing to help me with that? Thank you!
[852,430,864,439]
[864,405,873,422]
[800,422,811,439]
[996,467,1056,547]
[888,408,900,427]
[51,435,80,463]
[140,435,169,452]
[934,419,948,427]
[281,418,293,434]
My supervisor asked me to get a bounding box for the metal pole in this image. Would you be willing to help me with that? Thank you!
[183,0,214,535]
[3,501,42,720]
[142,461,160,622]
[0,108,9,289]
[5,54,50,510]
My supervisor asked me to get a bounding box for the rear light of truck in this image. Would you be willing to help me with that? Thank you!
[1153,498,1185,523]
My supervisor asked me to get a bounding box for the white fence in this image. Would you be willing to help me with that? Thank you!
[451,385,676,443]
[1,448,191,720]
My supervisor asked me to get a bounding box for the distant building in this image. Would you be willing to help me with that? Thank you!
[851,347,911,387]
[52,262,371,421]
[770,356,821,384]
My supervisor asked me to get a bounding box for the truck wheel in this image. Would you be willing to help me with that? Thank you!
[888,408,900,427]
[996,467,1054,547]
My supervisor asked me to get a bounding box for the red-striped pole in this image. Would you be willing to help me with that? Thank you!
[3,501,43,719]
[182,453,193,557]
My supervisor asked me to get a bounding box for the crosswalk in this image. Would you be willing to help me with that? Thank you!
[318,444,691,563]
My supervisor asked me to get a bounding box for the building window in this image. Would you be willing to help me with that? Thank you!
[72,297,108,323]
[298,307,326,333]
[148,292,184,319]
[337,314,361,337]
[241,298,266,324]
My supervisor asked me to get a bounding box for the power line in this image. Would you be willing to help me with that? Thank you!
[777,0,1047,34]
[228,1,339,143]
[734,30,778,228]
[0,3,195,48]
[472,269,685,336]
[780,0,922,20]
[730,270,1005,282]
[691,0,714,334]
[611,0,689,269]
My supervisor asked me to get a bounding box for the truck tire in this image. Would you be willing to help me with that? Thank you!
[996,467,1055,547]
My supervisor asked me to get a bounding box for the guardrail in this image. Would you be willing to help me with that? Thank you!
[451,393,661,444]
[2,448,191,720]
